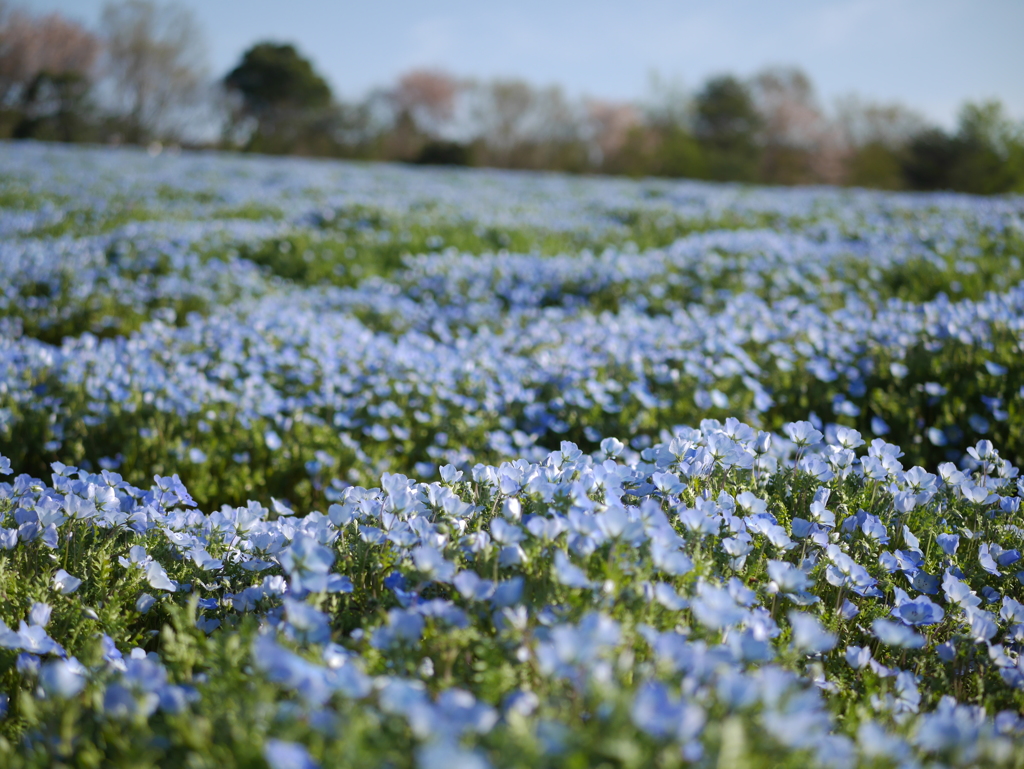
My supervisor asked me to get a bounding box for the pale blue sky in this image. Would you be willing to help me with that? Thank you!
[24,0,1024,127]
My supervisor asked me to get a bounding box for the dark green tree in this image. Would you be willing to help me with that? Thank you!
[223,42,333,154]
[693,75,762,181]
[902,102,1024,194]
[13,70,95,142]
[902,127,957,190]
[949,101,1024,194]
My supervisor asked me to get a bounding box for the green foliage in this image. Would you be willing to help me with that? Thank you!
[693,76,762,182]
[223,42,335,155]
[225,43,332,115]
[903,102,1024,195]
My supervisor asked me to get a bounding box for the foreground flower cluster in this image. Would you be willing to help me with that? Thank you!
[2,419,1024,767]
[2,142,1024,766]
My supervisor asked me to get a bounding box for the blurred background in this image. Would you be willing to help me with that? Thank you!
[3,0,1023,193]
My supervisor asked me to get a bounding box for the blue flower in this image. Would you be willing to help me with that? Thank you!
[553,550,593,589]
[39,659,86,698]
[52,569,83,594]
[892,596,944,626]
[283,599,331,645]
[412,545,455,583]
[278,535,335,594]
[265,740,319,769]
[788,611,836,654]
[936,533,959,556]
[872,618,924,649]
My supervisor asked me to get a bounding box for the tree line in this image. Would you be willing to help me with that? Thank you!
[3,0,1023,194]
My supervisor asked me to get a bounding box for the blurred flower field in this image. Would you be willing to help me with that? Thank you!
[2,141,1024,767]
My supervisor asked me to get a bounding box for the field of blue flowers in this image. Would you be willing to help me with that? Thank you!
[2,141,1024,767]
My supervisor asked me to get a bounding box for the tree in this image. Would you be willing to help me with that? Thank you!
[902,101,1024,194]
[950,101,1024,194]
[468,78,535,166]
[693,75,761,182]
[0,5,100,138]
[14,70,94,142]
[223,42,332,154]
[750,67,830,184]
[390,68,459,135]
[586,99,641,168]
[101,0,208,143]
[902,127,958,190]
[835,96,924,189]
[466,79,588,171]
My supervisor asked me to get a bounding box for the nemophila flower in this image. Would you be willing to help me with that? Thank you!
[417,740,490,769]
[870,416,890,436]
[407,688,498,741]
[834,426,864,450]
[910,570,940,595]
[860,514,889,545]
[691,583,746,631]
[0,528,17,550]
[371,608,425,650]
[839,599,859,620]
[29,603,51,628]
[489,517,523,546]
[1000,596,1024,623]
[893,596,944,626]
[600,437,624,457]
[39,659,86,699]
[537,613,620,680]
[650,540,694,576]
[788,611,836,654]
[762,523,794,551]
[652,471,685,496]
[631,681,705,752]
[255,634,368,704]
[145,561,176,592]
[767,560,813,597]
[785,421,823,449]
[989,542,1021,567]
[135,594,156,613]
[0,455,10,475]
[961,483,991,505]
[0,617,63,656]
[872,618,925,649]
[16,652,40,677]
[678,505,720,536]
[278,535,335,593]
[808,499,835,528]
[653,582,689,611]
[264,740,319,769]
[453,570,496,602]
[415,599,469,630]
[845,645,873,670]
[283,599,331,645]
[52,569,83,594]
[936,533,959,556]
[937,640,957,662]
[858,720,911,763]
[188,546,223,571]
[937,462,966,487]
[490,577,524,608]
[978,543,1002,575]
[553,550,593,589]
[412,545,456,583]
[527,514,567,543]
[943,572,981,610]
[964,607,998,643]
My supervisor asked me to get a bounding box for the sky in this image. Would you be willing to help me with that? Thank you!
[23,0,1024,128]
